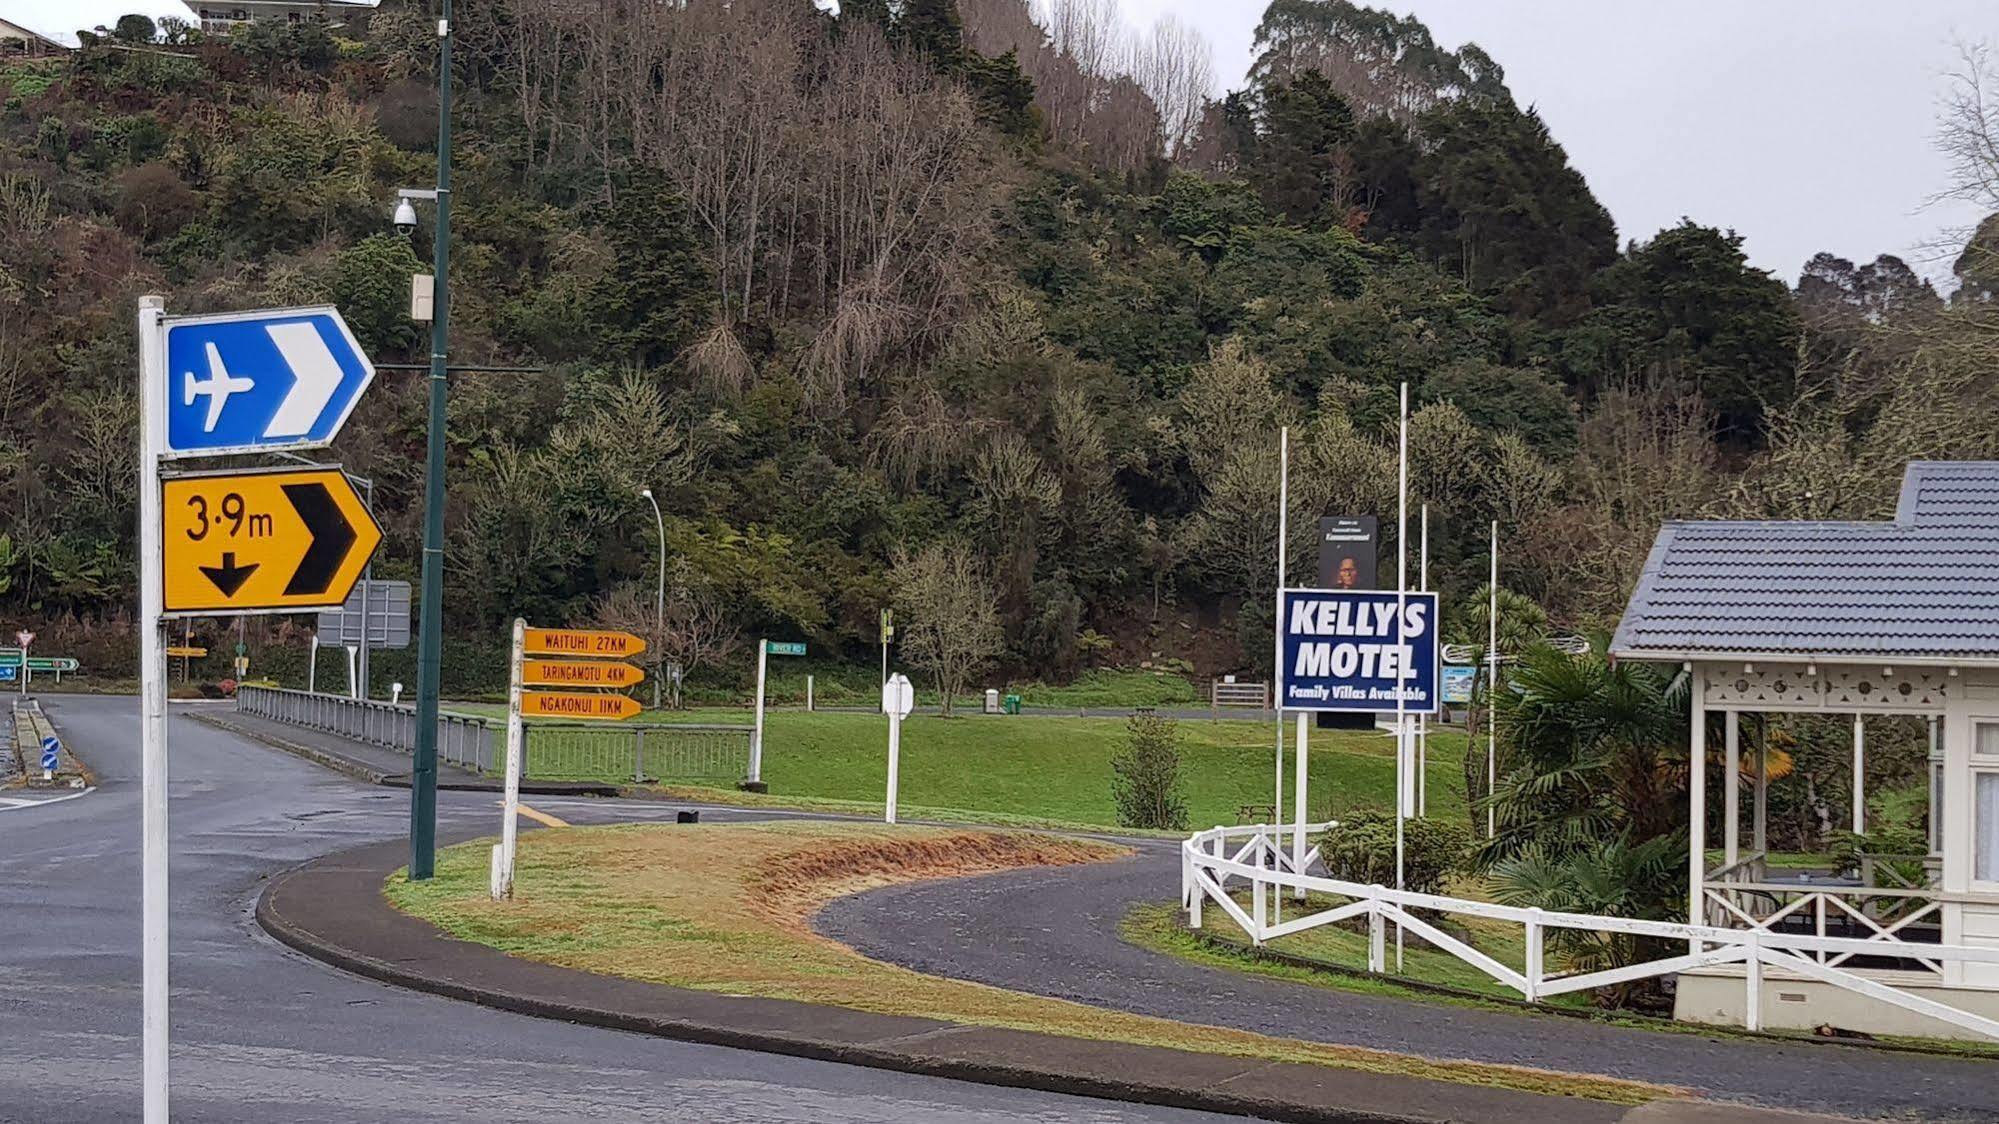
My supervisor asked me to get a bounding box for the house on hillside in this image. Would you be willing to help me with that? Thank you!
[1,1,198,50]
[188,0,377,35]
[1613,460,1999,1039]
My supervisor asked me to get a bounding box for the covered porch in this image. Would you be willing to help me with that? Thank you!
[1614,461,1999,1038]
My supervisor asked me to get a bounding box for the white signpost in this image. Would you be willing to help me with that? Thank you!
[15,629,31,696]
[882,673,914,824]
[135,296,377,1123]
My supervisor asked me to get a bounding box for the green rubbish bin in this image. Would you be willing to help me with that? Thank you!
[1002,693,1021,715]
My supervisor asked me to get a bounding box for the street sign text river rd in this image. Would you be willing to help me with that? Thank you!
[162,468,381,613]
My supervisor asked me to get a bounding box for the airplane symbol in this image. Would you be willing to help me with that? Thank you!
[183,342,256,432]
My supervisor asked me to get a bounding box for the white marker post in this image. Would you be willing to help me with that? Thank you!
[749,638,768,786]
[1393,382,1409,973]
[136,295,170,1123]
[882,672,914,823]
[1272,427,1289,925]
[16,629,32,697]
[492,617,526,900]
[1487,521,1499,839]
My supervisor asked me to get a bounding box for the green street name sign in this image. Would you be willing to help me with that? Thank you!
[765,641,806,657]
[0,654,78,672]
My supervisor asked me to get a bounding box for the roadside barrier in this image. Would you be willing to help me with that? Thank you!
[236,685,494,773]
[236,685,751,784]
[1182,820,1999,1041]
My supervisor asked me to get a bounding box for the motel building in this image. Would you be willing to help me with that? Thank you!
[1612,461,1999,1039]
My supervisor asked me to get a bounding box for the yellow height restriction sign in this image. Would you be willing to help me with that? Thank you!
[163,468,381,613]
[522,658,644,688]
[523,628,647,658]
[521,692,642,721]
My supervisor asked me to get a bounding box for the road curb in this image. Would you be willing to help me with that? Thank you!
[254,837,1636,1124]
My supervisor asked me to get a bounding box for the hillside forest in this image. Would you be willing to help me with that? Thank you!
[3,0,1998,704]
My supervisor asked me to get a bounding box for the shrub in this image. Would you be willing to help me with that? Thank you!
[1111,711,1187,830]
[1315,812,1470,896]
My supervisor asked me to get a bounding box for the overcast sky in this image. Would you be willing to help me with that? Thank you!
[1117,0,1994,287]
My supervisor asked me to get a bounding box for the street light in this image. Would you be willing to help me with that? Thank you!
[639,487,665,710]
[403,0,455,882]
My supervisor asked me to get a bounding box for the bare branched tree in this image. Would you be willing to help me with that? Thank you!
[890,541,1002,716]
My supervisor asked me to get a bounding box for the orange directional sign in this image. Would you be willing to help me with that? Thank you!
[523,628,647,658]
[523,658,645,688]
[521,692,642,721]
[163,468,381,613]
[166,646,208,658]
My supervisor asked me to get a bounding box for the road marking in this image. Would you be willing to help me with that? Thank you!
[0,787,97,813]
[514,802,569,829]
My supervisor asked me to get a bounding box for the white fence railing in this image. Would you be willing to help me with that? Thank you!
[1182,821,1999,1041]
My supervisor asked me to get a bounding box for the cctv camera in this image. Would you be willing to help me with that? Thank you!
[392,198,419,233]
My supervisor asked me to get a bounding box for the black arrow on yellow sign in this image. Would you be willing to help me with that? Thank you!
[163,468,382,614]
[199,553,258,596]
[281,481,356,596]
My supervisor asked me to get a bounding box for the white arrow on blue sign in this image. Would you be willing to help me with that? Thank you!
[41,736,59,772]
[161,306,374,459]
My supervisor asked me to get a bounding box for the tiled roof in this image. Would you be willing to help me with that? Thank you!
[1610,463,1999,663]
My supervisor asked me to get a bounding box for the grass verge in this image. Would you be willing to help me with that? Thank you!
[446,706,1476,830]
[385,821,1666,1105]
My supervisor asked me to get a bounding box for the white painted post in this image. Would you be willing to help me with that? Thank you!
[1417,503,1428,817]
[1271,427,1288,831]
[346,645,359,700]
[492,617,526,900]
[1394,382,1408,973]
[885,708,900,824]
[1689,670,1706,952]
[806,674,814,713]
[1251,870,1266,946]
[1724,709,1740,868]
[1368,897,1385,972]
[136,294,170,1124]
[1744,932,1763,1032]
[1852,713,1866,834]
[1486,520,1498,840]
[1292,712,1308,900]
[308,635,319,694]
[1524,908,1544,1003]
[750,638,768,784]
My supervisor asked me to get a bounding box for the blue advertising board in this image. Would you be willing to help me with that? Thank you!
[1278,589,1440,714]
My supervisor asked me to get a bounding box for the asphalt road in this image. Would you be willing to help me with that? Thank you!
[0,694,1259,1124]
[816,853,1999,1122]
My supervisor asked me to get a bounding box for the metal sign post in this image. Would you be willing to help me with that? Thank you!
[15,630,32,696]
[882,673,914,824]
[136,295,170,1124]
[751,639,768,786]
[136,295,379,1122]
[493,618,526,901]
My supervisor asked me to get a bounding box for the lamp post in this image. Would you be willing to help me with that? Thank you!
[640,486,665,710]
[404,0,453,881]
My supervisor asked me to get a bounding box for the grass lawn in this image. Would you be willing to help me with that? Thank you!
[385,821,1662,1104]
[453,703,1475,831]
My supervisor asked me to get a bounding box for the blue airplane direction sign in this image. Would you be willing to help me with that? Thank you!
[161,306,374,458]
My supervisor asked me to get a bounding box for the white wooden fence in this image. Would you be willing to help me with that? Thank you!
[1181,821,1999,1041]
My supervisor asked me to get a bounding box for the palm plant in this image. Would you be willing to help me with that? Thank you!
[1476,639,1690,997]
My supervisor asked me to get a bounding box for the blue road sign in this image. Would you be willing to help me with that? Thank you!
[162,306,374,458]
[40,736,59,772]
[0,666,15,682]
[1278,589,1441,714]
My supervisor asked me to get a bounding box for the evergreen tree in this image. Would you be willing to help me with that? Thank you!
[1247,70,1357,226]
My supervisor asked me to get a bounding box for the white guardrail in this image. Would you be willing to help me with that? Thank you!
[1181,821,1999,1041]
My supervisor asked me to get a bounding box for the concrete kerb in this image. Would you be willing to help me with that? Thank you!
[254,836,1637,1124]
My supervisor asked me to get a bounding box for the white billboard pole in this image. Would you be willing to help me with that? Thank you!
[137,295,170,1123]
[1271,428,1290,923]
[1394,383,1408,972]
[1488,520,1499,839]
[750,638,768,784]
[1417,503,1428,817]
